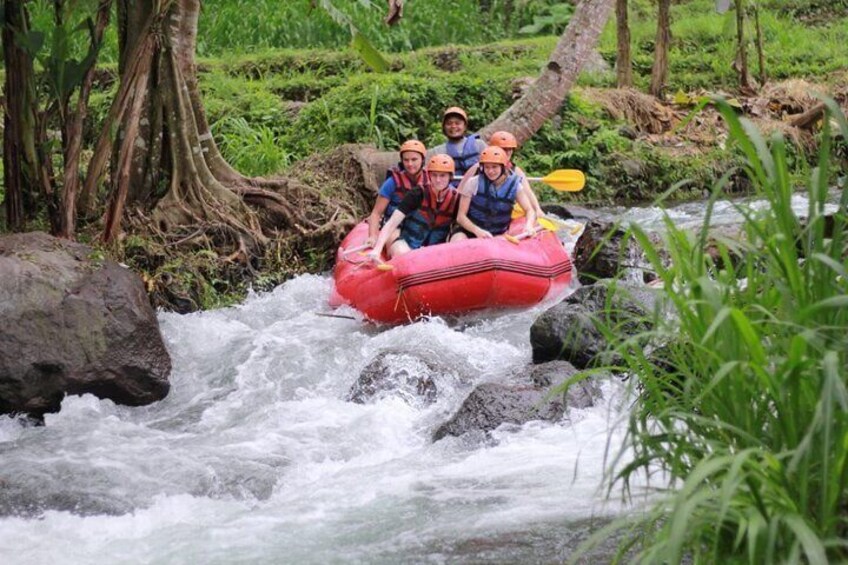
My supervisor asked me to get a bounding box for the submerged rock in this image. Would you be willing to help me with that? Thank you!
[0,232,171,418]
[348,350,462,407]
[432,361,600,441]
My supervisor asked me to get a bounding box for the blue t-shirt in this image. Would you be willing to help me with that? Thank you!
[378,176,398,200]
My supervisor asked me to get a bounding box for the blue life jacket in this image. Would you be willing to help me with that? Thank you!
[400,188,459,250]
[446,134,481,185]
[384,166,429,221]
[467,172,520,236]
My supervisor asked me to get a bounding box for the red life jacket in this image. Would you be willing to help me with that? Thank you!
[385,167,430,220]
[400,187,459,249]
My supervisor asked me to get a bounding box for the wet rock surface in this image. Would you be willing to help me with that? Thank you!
[0,232,171,417]
[530,280,660,368]
[433,361,600,441]
[349,350,462,407]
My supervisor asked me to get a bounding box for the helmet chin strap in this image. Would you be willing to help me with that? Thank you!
[492,165,506,182]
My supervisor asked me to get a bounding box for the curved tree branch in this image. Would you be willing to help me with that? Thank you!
[479,0,615,143]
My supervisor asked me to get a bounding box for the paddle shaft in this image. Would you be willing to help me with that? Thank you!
[453,169,584,192]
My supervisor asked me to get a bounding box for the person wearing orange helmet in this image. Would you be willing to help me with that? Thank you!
[465,130,544,219]
[428,106,487,187]
[452,146,536,240]
[368,154,460,259]
[366,139,429,248]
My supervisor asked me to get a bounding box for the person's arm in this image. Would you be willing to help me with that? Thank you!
[456,162,478,193]
[369,209,406,259]
[367,177,396,245]
[369,187,423,258]
[456,194,492,239]
[515,189,536,235]
[367,197,390,246]
[515,165,544,217]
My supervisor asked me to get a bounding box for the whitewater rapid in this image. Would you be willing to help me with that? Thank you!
[0,272,639,563]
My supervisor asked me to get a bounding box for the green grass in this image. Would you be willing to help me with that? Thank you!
[23,0,567,63]
[596,0,848,91]
[587,100,848,562]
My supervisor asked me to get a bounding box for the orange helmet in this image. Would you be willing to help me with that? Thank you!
[442,106,468,124]
[479,146,509,167]
[426,154,455,174]
[399,139,426,158]
[489,131,518,149]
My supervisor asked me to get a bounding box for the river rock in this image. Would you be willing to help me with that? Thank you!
[571,219,644,284]
[432,361,600,441]
[0,232,171,417]
[530,280,660,368]
[348,350,461,407]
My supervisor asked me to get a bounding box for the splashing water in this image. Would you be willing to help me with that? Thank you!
[0,273,640,563]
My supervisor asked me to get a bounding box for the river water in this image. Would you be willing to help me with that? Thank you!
[0,276,642,563]
[4,192,832,564]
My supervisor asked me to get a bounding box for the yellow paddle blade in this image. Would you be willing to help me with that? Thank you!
[511,203,525,219]
[538,169,585,192]
[537,217,558,231]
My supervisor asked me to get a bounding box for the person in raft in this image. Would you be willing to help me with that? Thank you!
[366,139,429,247]
[367,154,459,260]
[452,145,537,241]
[484,130,545,219]
[428,106,487,187]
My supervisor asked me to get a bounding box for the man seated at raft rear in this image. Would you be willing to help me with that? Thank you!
[452,145,536,241]
[368,154,459,260]
[428,106,487,188]
[366,139,429,248]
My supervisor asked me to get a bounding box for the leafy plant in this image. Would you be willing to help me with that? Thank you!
[589,100,848,562]
[518,2,574,35]
[211,117,293,176]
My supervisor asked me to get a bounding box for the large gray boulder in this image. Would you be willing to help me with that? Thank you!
[530,280,660,368]
[432,361,600,441]
[0,232,171,417]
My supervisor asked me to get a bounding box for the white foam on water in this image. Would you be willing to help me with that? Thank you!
[0,265,647,564]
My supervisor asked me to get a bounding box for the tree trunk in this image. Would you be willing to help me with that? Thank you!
[478,0,616,143]
[58,0,113,238]
[353,0,615,189]
[734,0,752,90]
[615,0,632,88]
[2,0,47,231]
[753,3,766,86]
[83,0,351,250]
[649,0,671,98]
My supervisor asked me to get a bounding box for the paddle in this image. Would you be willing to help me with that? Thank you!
[503,227,542,244]
[525,169,585,192]
[342,243,372,256]
[454,169,585,192]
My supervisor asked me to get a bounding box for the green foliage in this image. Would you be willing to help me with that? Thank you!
[196,0,556,56]
[596,101,848,562]
[27,0,119,64]
[595,0,848,90]
[518,2,574,36]
[211,117,293,177]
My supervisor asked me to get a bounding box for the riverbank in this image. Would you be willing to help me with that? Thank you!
[4,1,847,311]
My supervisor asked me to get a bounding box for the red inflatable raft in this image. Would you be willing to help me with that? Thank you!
[329,218,573,324]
